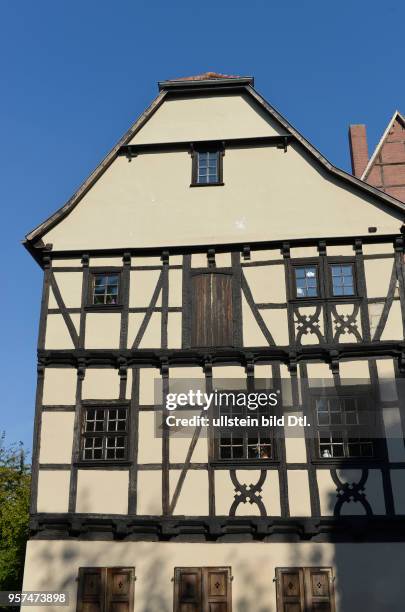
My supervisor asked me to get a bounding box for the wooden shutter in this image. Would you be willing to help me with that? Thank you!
[191,273,233,347]
[304,568,335,612]
[276,568,335,612]
[77,568,103,612]
[203,567,232,612]
[174,567,202,612]
[276,568,305,612]
[106,568,135,612]
[174,567,232,612]
[77,568,134,612]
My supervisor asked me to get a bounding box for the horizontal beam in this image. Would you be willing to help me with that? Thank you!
[119,135,292,156]
[30,513,405,543]
[37,341,405,370]
[30,233,402,269]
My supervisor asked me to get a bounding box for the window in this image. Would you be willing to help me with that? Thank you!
[330,264,355,296]
[276,567,335,612]
[291,259,358,300]
[197,151,219,183]
[191,272,233,347]
[91,273,120,305]
[81,406,128,461]
[313,394,379,459]
[174,567,231,612]
[215,394,274,462]
[294,266,318,298]
[77,567,134,612]
[191,146,224,186]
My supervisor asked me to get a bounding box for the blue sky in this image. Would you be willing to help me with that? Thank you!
[1,0,404,453]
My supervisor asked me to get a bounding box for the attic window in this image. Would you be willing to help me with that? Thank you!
[197,151,219,183]
[191,146,224,186]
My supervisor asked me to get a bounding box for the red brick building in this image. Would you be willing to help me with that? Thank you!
[349,111,405,202]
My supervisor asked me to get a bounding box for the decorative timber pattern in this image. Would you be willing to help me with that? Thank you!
[30,235,405,543]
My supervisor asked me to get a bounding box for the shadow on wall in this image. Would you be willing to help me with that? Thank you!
[231,553,272,612]
[322,484,403,612]
[31,482,405,612]
[141,555,170,612]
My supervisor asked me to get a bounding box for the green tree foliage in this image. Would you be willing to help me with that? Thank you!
[0,433,31,591]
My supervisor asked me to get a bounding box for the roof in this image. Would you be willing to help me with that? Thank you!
[24,77,405,253]
[362,110,405,180]
[167,71,243,81]
[158,72,254,90]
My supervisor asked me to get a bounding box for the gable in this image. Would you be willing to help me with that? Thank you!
[129,93,287,144]
[26,83,405,255]
[363,112,405,202]
[40,136,404,251]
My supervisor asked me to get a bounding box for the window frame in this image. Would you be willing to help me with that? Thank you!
[289,256,359,303]
[211,389,279,467]
[190,143,225,187]
[86,268,123,311]
[79,402,130,466]
[291,261,322,300]
[308,386,386,465]
[326,258,358,299]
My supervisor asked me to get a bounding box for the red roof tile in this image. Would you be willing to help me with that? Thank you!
[168,72,242,82]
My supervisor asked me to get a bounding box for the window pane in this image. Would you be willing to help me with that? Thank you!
[197,151,219,184]
[233,446,244,459]
[248,445,260,458]
[92,273,120,305]
[331,264,354,296]
[220,446,231,459]
[295,266,318,298]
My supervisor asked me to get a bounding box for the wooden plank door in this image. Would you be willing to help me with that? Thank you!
[191,273,233,347]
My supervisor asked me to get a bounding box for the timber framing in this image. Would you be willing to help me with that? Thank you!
[37,341,405,370]
[25,232,405,269]
[29,513,405,543]
[119,134,292,158]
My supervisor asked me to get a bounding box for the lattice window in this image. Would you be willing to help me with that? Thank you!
[197,151,220,184]
[294,266,318,298]
[217,397,274,461]
[330,264,355,296]
[91,273,120,305]
[314,395,376,459]
[82,406,128,461]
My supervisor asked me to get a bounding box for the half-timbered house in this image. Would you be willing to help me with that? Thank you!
[22,72,405,611]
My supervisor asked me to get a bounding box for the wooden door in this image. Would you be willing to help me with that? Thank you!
[191,273,233,347]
